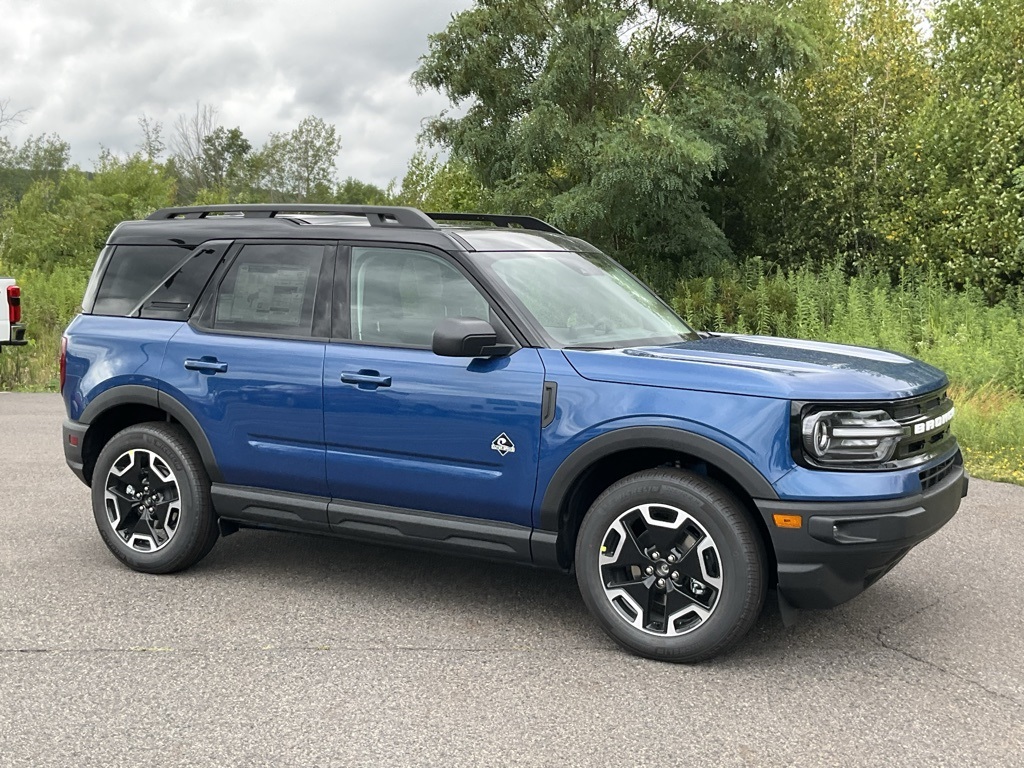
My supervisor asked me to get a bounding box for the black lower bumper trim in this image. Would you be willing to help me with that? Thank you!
[62,419,88,485]
[756,461,967,609]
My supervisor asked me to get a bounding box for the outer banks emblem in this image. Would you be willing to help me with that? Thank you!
[491,433,515,456]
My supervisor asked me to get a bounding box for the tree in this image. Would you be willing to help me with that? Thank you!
[904,0,1024,297]
[169,103,219,201]
[262,115,342,202]
[335,176,391,206]
[752,0,932,273]
[413,0,813,278]
[0,151,175,273]
[137,115,165,161]
[199,126,252,194]
[394,149,485,211]
[0,98,28,134]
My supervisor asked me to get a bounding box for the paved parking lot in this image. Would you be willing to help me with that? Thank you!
[1,393,1022,766]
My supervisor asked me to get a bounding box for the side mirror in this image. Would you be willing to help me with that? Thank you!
[432,317,513,358]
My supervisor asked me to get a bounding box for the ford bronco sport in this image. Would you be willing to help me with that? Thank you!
[61,205,968,662]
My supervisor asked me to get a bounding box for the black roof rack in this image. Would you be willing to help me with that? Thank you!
[145,205,566,236]
[146,204,439,229]
[427,212,565,235]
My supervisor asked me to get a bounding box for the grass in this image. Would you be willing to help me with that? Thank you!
[950,385,1024,486]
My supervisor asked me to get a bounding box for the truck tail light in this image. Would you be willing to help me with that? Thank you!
[60,335,68,394]
[7,285,20,324]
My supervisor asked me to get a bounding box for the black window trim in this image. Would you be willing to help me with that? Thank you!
[330,241,523,353]
[130,240,235,320]
[190,238,338,343]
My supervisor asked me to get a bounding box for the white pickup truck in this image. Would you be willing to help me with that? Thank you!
[0,277,26,349]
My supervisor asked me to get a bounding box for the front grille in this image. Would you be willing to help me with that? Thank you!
[919,455,956,490]
[890,390,956,463]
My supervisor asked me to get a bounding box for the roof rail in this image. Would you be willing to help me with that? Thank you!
[146,204,439,229]
[427,212,565,235]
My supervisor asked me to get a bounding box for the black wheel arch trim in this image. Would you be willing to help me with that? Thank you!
[78,384,222,483]
[538,426,778,533]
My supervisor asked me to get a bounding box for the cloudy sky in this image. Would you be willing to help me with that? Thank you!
[0,0,475,187]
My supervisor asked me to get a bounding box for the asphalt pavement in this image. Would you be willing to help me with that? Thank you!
[1,393,1021,767]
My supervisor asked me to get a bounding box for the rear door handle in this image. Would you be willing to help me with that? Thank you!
[340,370,392,388]
[184,357,229,374]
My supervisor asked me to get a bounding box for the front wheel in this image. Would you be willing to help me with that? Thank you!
[575,468,766,662]
[91,422,219,574]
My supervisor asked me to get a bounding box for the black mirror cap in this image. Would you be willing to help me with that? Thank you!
[432,317,513,358]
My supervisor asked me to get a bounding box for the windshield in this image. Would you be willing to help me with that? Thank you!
[475,250,697,348]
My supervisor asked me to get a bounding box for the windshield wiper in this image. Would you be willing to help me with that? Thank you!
[563,344,618,351]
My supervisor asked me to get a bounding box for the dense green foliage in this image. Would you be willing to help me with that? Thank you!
[908,0,1024,296]
[414,0,813,275]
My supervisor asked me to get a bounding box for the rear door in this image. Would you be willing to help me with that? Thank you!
[323,244,545,527]
[161,240,335,497]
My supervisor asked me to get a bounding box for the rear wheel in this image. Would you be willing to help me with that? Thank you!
[91,422,218,574]
[575,468,766,662]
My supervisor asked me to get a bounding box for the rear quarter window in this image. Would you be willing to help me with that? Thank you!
[91,245,192,316]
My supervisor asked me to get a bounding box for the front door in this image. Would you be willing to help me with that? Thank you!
[323,245,545,526]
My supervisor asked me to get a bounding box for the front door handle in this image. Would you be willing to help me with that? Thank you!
[184,357,229,374]
[340,370,392,389]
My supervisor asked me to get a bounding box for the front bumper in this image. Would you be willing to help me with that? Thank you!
[756,457,968,609]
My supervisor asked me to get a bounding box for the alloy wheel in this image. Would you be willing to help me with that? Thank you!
[103,449,182,553]
[598,503,723,636]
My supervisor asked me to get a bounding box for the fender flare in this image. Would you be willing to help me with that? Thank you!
[537,426,778,533]
[79,385,222,483]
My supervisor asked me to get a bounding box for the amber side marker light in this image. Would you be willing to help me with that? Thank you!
[773,514,803,529]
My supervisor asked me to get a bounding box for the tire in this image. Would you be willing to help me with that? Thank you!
[575,468,766,662]
[91,421,219,574]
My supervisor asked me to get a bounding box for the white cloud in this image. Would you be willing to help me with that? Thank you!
[0,0,473,186]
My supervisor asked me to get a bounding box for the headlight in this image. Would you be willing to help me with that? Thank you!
[801,410,905,465]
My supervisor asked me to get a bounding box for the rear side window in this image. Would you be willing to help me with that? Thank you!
[138,242,230,320]
[92,246,190,316]
[212,243,326,336]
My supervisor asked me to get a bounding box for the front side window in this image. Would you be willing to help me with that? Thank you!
[476,250,697,348]
[213,243,325,336]
[349,247,490,347]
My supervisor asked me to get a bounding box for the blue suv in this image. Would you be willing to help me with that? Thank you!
[61,205,968,662]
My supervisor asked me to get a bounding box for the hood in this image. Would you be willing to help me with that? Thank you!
[564,333,948,401]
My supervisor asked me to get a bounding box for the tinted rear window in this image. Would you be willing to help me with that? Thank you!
[92,245,191,316]
[139,242,229,320]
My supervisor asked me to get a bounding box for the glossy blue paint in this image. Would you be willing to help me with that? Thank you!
[160,324,328,497]
[566,334,948,401]
[531,349,791,525]
[770,461,930,501]
[534,348,955,512]
[63,315,179,421]
[323,343,546,526]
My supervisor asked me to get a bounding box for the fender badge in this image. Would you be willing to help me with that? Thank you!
[491,433,515,456]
